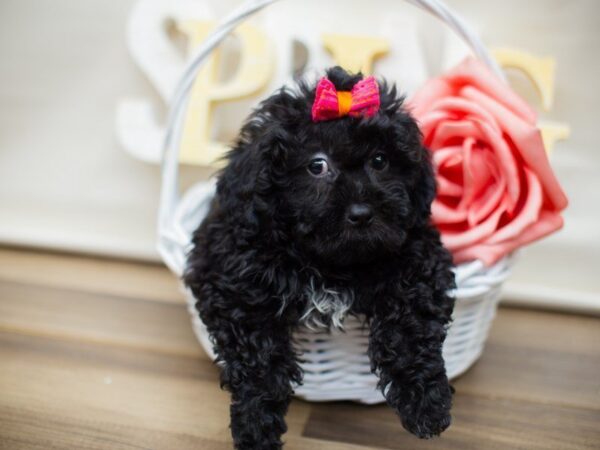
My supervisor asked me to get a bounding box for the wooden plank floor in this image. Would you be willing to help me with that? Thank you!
[0,247,598,450]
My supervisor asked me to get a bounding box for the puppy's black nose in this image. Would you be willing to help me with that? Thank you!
[347,204,373,226]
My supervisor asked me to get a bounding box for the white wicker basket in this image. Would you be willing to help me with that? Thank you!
[158,0,513,404]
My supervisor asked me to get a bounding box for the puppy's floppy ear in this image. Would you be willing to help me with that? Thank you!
[412,147,437,227]
[216,87,305,235]
[216,122,292,239]
[377,81,438,226]
[216,141,265,232]
[386,100,437,228]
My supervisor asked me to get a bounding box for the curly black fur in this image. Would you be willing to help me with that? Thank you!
[184,66,456,449]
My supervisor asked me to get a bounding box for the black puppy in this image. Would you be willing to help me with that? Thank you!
[184,67,455,450]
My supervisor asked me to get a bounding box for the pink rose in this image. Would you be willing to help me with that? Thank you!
[409,58,568,266]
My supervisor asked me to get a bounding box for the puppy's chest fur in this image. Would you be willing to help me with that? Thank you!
[298,279,355,330]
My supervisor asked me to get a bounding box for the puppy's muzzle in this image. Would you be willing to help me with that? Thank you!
[346,203,374,227]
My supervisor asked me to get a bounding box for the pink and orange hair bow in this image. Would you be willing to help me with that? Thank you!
[311,76,380,122]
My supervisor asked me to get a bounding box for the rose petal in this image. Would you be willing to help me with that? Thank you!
[465,148,495,226]
[452,211,564,265]
[432,199,468,223]
[437,175,463,197]
[419,110,452,142]
[487,168,542,244]
[409,78,454,118]
[432,145,463,167]
[462,86,568,210]
[445,57,537,124]
[440,202,506,250]
[468,154,506,224]
[458,137,476,212]
[434,145,464,189]
[472,117,521,211]
[427,96,502,135]
[430,119,485,149]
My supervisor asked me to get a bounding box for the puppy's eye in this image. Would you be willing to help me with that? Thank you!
[370,153,388,171]
[307,158,329,178]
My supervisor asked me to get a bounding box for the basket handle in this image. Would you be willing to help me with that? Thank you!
[158,0,503,274]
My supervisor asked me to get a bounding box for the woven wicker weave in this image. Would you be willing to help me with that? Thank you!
[158,0,512,404]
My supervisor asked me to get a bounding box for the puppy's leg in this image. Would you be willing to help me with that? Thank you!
[368,257,455,438]
[197,284,301,450]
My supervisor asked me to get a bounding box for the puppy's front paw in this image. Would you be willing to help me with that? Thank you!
[402,407,451,439]
[231,401,287,450]
[397,378,453,439]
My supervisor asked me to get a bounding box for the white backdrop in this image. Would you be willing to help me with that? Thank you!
[0,0,598,312]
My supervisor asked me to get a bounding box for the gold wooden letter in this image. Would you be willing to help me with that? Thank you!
[322,33,390,75]
[177,20,274,166]
[492,48,570,154]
